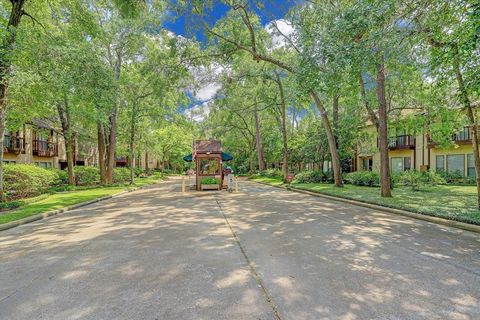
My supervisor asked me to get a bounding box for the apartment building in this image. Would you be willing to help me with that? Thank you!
[3,124,61,168]
[355,125,475,178]
[4,121,161,171]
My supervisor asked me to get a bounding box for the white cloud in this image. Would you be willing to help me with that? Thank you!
[190,63,226,102]
[185,100,213,122]
[265,19,296,50]
[195,82,222,101]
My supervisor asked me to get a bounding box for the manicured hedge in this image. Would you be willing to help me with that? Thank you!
[344,171,380,187]
[399,170,446,191]
[258,168,283,179]
[4,164,57,199]
[293,170,326,184]
[75,166,100,185]
[113,168,130,183]
[48,168,69,186]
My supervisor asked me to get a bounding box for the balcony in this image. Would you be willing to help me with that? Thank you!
[115,157,128,167]
[428,127,472,147]
[3,135,25,154]
[387,135,415,150]
[33,139,58,157]
[454,127,471,144]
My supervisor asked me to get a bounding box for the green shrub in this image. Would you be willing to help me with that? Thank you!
[113,168,130,183]
[399,170,446,191]
[4,164,57,199]
[75,166,100,185]
[259,168,283,179]
[344,171,379,187]
[293,170,325,184]
[323,171,334,183]
[201,177,220,185]
[134,167,144,177]
[438,170,475,185]
[390,172,402,187]
[48,168,69,186]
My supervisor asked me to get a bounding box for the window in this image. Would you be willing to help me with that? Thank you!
[404,157,411,171]
[361,157,372,171]
[391,157,403,173]
[391,157,411,173]
[35,162,52,169]
[199,158,219,175]
[467,154,475,178]
[447,154,465,176]
[436,155,445,172]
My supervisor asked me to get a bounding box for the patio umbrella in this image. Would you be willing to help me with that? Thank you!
[182,152,233,162]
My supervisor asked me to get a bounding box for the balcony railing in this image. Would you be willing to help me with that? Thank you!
[33,139,58,157]
[428,127,473,147]
[3,135,25,154]
[454,127,471,143]
[387,135,415,150]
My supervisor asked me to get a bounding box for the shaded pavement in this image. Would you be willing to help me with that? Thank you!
[0,177,479,319]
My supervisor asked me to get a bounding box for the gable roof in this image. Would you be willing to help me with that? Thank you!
[194,139,222,153]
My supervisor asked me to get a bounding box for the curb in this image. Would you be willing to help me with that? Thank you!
[249,180,480,234]
[0,179,166,233]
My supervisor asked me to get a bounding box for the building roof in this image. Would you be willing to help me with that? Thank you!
[194,139,222,153]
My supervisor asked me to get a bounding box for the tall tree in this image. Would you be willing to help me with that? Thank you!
[0,0,31,199]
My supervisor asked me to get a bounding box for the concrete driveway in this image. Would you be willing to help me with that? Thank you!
[0,178,479,319]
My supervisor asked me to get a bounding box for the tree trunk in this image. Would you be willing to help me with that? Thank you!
[145,152,148,171]
[358,72,379,129]
[104,50,122,184]
[0,109,6,201]
[106,111,117,184]
[375,61,392,197]
[452,45,480,209]
[0,0,26,201]
[310,91,343,187]
[254,106,265,171]
[333,93,340,148]
[275,72,289,182]
[128,98,137,185]
[97,122,107,185]
[57,99,75,185]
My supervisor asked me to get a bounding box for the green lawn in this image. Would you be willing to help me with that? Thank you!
[0,175,163,225]
[249,176,285,186]
[250,176,480,225]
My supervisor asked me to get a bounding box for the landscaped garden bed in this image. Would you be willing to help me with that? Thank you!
[249,172,480,225]
[0,164,164,226]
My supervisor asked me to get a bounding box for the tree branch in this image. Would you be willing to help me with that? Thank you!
[22,10,45,29]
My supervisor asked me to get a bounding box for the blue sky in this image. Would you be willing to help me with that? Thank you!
[164,1,297,114]
[163,0,295,42]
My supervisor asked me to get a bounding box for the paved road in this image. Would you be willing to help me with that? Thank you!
[0,178,479,320]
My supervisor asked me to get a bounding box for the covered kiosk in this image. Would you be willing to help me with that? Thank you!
[183,139,233,191]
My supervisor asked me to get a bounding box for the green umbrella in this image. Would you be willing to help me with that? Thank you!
[183,152,233,162]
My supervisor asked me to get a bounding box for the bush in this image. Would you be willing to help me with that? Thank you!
[390,172,402,187]
[438,170,475,185]
[292,170,325,184]
[134,167,144,177]
[259,168,283,179]
[4,164,57,199]
[113,168,130,183]
[48,168,69,186]
[201,177,220,185]
[344,171,380,187]
[399,170,446,191]
[323,170,334,184]
[75,166,100,185]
